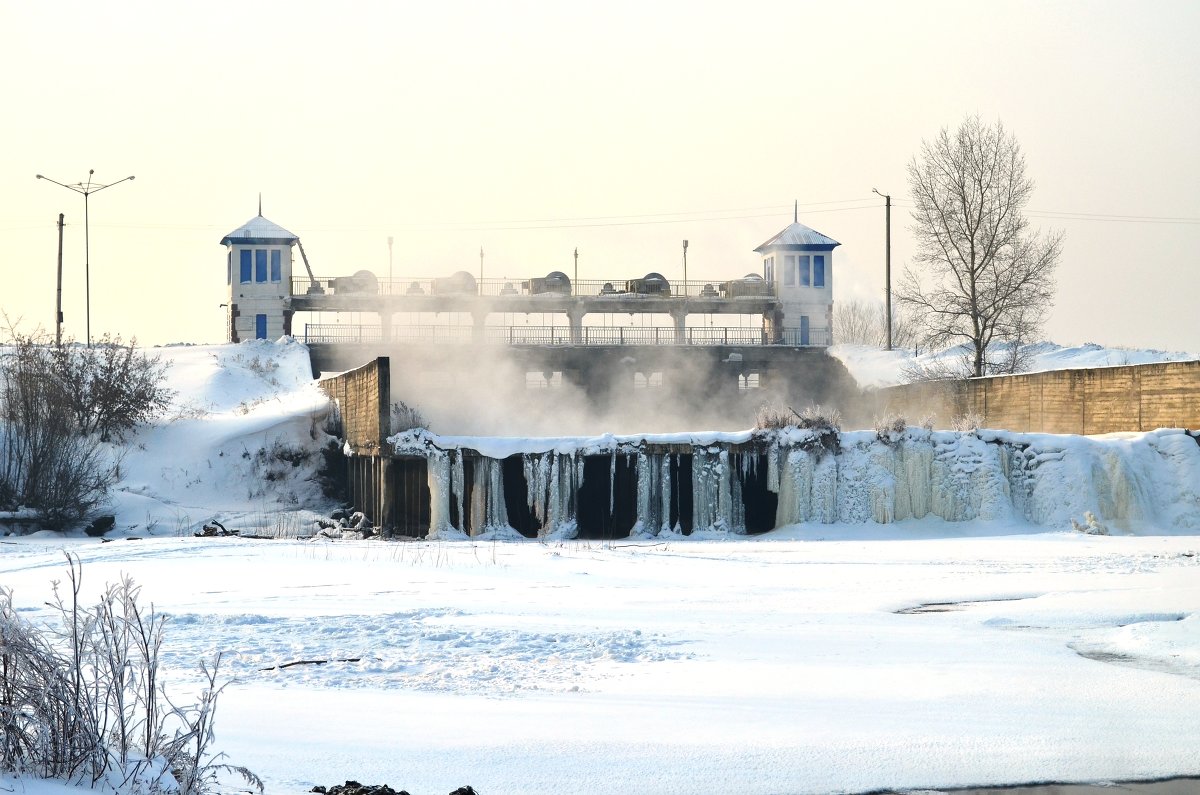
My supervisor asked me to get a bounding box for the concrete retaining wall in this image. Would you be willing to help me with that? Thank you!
[318,357,391,451]
[871,360,1200,434]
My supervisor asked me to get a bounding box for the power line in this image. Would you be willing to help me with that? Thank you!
[890,199,1200,225]
[9,197,1198,233]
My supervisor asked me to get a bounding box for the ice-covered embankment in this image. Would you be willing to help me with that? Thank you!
[394,427,1200,538]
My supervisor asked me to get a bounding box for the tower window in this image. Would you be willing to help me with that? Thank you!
[270,250,282,282]
[240,250,252,283]
[799,255,811,287]
[255,250,268,283]
[813,255,826,287]
[784,255,795,286]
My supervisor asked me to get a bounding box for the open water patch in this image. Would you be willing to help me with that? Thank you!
[895,596,1037,615]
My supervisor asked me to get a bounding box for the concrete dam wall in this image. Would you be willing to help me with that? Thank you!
[869,359,1200,434]
[386,427,1200,539]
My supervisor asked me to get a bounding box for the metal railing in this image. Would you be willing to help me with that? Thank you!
[293,275,775,300]
[304,324,831,347]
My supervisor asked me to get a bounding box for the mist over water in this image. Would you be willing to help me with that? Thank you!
[385,344,866,437]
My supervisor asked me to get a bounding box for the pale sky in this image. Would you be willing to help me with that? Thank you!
[2,0,1198,351]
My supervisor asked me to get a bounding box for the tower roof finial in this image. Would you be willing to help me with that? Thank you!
[794,200,798,224]
[258,193,262,217]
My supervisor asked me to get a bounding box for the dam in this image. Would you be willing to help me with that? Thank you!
[321,358,1200,539]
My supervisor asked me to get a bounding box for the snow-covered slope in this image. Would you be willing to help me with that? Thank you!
[102,339,336,536]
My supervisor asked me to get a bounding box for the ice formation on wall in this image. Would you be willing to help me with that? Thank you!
[523,450,580,539]
[633,452,673,536]
[392,428,1200,539]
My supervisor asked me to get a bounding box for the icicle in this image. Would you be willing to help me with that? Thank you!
[538,453,551,525]
[767,442,781,493]
[469,456,487,536]
[717,450,733,532]
[524,453,538,518]
[546,451,561,534]
[814,452,838,524]
[693,447,723,532]
[634,451,651,537]
[729,453,745,534]
[487,457,509,532]
[426,449,452,538]
[451,451,465,533]
[609,448,617,515]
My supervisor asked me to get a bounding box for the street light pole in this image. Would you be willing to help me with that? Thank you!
[682,239,688,298]
[872,188,892,351]
[36,169,135,347]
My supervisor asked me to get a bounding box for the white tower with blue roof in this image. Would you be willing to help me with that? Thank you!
[754,213,839,345]
[221,211,299,343]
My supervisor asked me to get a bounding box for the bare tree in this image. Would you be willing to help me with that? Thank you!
[833,298,918,349]
[898,116,1062,377]
[832,298,878,347]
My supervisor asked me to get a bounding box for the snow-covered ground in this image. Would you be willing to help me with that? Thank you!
[2,338,1199,794]
[2,533,1198,794]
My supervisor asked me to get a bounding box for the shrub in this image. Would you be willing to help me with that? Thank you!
[756,403,840,453]
[390,400,428,432]
[0,554,260,794]
[47,334,173,441]
[951,411,984,432]
[0,339,116,526]
[754,403,795,430]
[874,413,907,443]
[0,332,170,528]
[793,404,842,433]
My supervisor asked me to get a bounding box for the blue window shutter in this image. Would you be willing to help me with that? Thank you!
[813,255,825,287]
[270,250,281,282]
[255,250,267,282]
[255,314,267,340]
[240,250,252,283]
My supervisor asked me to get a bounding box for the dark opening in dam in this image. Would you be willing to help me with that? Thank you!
[384,449,780,539]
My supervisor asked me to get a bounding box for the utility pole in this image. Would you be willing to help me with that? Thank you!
[573,247,578,296]
[56,213,64,346]
[872,188,893,350]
